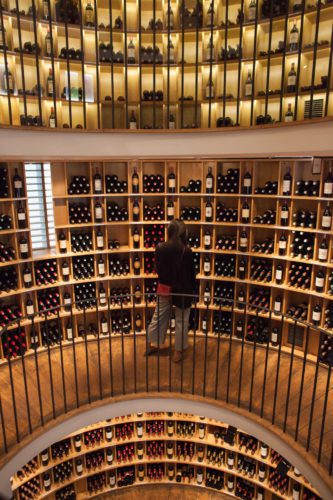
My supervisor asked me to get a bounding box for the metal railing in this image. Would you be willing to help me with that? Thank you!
[0,293,332,478]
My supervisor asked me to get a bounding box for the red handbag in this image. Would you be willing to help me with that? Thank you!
[156,282,172,297]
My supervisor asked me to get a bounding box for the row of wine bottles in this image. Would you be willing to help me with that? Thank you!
[62,198,333,232]
[63,167,333,197]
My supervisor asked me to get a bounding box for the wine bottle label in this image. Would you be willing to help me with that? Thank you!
[281,210,288,219]
[97,236,104,247]
[106,430,112,439]
[47,80,53,95]
[75,439,81,448]
[46,38,51,55]
[95,207,102,219]
[319,248,328,260]
[279,240,287,249]
[15,180,22,189]
[62,266,69,275]
[24,273,31,283]
[44,478,51,487]
[27,304,34,315]
[293,492,300,500]
[202,320,207,330]
[132,177,139,186]
[227,479,234,489]
[128,47,135,59]
[109,475,116,485]
[248,6,256,20]
[67,327,73,339]
[261,446,268,457]
[18,212,26,220]
[137,427,143,437]
[133,234,140,242]
[283,180,291,192]
[288,75,296,86]
[43,1,49,17]
[168,178,176,188]
[274,301,281,312]
[258,494,263,500]
[259,469,265,478]
[197,472,203,483]
[245,83,252,96]
[50,117,56,128]
[101,322,108,333]
[324,182,333,195]
[242,208,250,218]
[204,262,210,272]
[244,178,251,187]
[276,269,282,280]
[240,237,248,246]
[60,239,67,249]
[206,207,212,217]
[98,263,105,274]
[206,178,213,189]
[290,32,298,44]
[95,179,102,191]
[271,331,278,343]
[167,207,174,216]
[315,277,324,288]
[130,121,137,130]
[236,325,242,332]
[285,115,293,122]
[227,457,233,466]
[20,243,28,253]
[41,452,48,461]
[76,463,83,473]
[64,297,71,305]
[85,9,94,23]
[134,261,140,269]
[322,216,331,227]
[312,311,321,321]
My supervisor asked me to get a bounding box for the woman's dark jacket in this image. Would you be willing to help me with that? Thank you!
[155,241,197,308]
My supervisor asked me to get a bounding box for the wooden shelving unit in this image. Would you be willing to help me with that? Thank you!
[11,412,321,499]
[0,157,333,364]
[0,0,332,129]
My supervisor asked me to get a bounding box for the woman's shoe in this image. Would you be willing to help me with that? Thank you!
[144,344,159,356]
[172,350,184,363]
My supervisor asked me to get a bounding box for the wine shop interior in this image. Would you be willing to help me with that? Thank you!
[0,0,333,498]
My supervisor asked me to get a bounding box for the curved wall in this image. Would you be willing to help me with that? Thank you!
[0,120,333,159]
[0,395,332,500]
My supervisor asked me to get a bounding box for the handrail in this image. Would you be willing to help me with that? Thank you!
[0,292,331,483]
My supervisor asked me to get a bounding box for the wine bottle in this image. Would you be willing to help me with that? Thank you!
[239,230,248,252]
[285,103,294,122]
[243,171,252,194]
[289,21,299,52]
[13,168,23,198]
[312,304,322,326]
[94,201,103,223]
[321,204,332,230]
[282,168,292,195]
[127,39,135,64]
[96,229,104,250]
[23,265,32,288]
[168,169,176,193]
[323,168,333,197]
[94,173,102,194]
[205,198,213,222]
[133,254,141,275]
[206,167,214,193]
[280,202,289,226]
[129,110,137,129]
[133,228,140,249]
[278,233,287,256]
[315,269,325,293]
[248,0,256,21]
[19,236,29,259]
[245,71,253,97]
[241,199,250,223]
[26,296,35,317]
[204,229,211,250]
[58,232,67,253]
[132,167,139,193]
[287,63,297,93]
[318,238,328,262]
[61,261,70,281]
[167,198,175,221]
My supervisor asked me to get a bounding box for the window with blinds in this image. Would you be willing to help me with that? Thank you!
[24,163,56,251]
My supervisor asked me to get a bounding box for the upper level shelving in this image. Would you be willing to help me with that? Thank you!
[0,0,332,129]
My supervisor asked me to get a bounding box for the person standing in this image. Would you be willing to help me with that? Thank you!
[145,219,197,362]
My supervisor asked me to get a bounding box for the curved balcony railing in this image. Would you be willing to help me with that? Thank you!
[0,293,332,479]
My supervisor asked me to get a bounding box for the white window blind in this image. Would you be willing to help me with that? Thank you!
[25,163,56,250]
